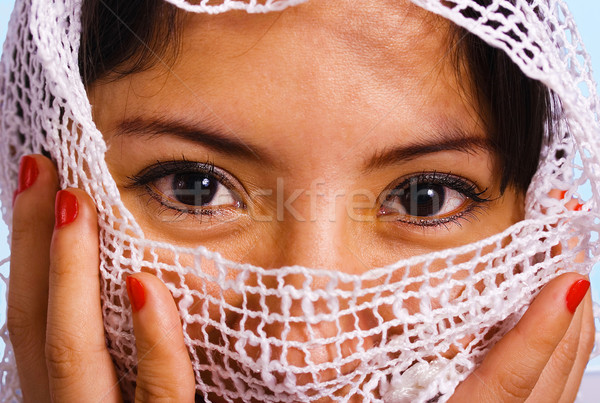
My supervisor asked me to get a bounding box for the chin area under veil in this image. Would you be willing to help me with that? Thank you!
[1,0,600,402]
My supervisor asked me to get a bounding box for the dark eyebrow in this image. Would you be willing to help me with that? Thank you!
[363,128,491,172]
[114,117,270,163]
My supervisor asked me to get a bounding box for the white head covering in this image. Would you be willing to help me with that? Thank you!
[1,0,599,401]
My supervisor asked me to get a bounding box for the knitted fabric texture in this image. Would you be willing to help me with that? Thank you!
[1,0,599,402]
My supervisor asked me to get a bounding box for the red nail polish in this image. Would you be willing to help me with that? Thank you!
[17,156,39,194]
[574,203,583,211]
[558,190,567,200]
[126,277,146,312]
[55,190,78,228]
[566,279,590,314]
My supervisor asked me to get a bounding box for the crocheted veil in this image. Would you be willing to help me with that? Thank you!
[1,0,599,402]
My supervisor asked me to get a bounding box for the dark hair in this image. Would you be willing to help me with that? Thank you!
[455,29,552,192]
[79,0,180,86]
[79,0,552,193]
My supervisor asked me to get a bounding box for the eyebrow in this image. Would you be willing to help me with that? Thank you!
[115,117,490,171]
[114,117,271,163]
[363,127,491,172]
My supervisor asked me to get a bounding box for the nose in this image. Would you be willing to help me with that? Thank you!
[270,220,351,270]
[265,181,366,274]
[187,181,393,401]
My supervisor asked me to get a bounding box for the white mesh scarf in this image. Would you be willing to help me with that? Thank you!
[1,0,600,401]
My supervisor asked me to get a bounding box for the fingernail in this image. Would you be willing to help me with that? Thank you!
[55,190,79,229]
[17,156,39,194]
[126,277,146,312]
[574,203,583,211]
[566,279,590,314]
[559,190,567,200]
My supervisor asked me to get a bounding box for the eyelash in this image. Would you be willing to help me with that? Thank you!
[126,161,493,229]
[380,171,493,229]
[128,159,214,184]
[126,159,243,218]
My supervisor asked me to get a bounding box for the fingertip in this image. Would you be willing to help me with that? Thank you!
[127,273,173,333]
[502,274,589,365]
[56,187,97,212]
[12,155,58,236]
[564,198,584,212]
[547,189,586,212]
[127,272,181,330]
[548,189,567,200]
[13,154,58,202]
[48,188,100,282]
[126,275,146,313]
[128,272,195,401]
[527,273,587,319]
[51,188,98,233]
[54,190,79,229]
[127,272,170,309]
[565,278,590,314]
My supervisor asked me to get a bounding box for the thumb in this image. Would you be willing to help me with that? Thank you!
[126,273,196,402]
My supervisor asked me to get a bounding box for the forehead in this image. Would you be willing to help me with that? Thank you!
[91,0,481,170]
[177,0,455,97]
[183,0,447,63]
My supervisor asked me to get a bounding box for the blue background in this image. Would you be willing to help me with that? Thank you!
[0,0,599,389]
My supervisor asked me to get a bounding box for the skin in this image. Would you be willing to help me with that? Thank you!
[88,1,524,270]
[7,0,596,401]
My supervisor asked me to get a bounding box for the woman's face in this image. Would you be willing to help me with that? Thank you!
[88,0,524,273]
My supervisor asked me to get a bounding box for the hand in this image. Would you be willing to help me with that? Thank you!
[449,273,594,402]
[7,154,196,402]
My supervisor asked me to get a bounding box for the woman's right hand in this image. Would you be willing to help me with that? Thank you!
[7,154,196,402]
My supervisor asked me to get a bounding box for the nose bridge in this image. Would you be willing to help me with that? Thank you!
[269,181,357,271]
[279,220,345,270]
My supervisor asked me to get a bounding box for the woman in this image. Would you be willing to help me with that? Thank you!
[1,0,598,401]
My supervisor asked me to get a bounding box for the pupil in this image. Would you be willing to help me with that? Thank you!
[172,173,218,206]
[401,183,445,217]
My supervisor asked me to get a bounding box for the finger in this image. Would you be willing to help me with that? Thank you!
[558,290,595,403]
[527,285,584,401]
[548,188,568,201]
[8,155,58,402]
[450,273,590,403]
[45,189,122,402]
[548,190,582,259]
[127,273,195,402]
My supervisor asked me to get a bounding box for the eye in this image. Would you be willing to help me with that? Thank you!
[127,161,245,215]
[378,173,491,226]
[380,183,465,217]
[152,172,242,210]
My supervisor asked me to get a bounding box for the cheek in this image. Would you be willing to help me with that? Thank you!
[112,181,526,272]
[483,191,525,231]
[342,195,525,269]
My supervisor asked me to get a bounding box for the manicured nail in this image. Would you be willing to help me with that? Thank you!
[559,190,567,200]
[566,279,590,314]
[126,277,146,312]
[55,190,78,228]
[17,156,38,194]
[574,203,583,211]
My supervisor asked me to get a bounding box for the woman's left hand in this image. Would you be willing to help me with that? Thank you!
[449,272,595,402]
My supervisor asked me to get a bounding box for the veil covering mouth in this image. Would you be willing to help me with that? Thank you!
[1,0,600,402]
